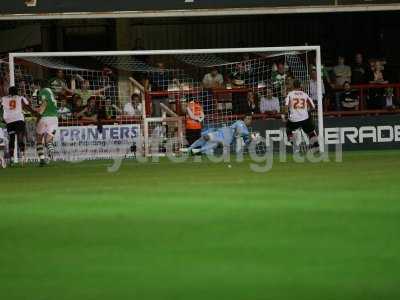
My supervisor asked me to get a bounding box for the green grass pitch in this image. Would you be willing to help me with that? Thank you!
[0,150,400,300]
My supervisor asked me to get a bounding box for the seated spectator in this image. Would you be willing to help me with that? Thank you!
[99,98,117,120]
[58,97,72,120]
[333,56,351,87]
[384,88,395,109]
[202,67,224,89]
[259,89,280,113]
[308,70,325,104]
[76,98,98,123]
[340,82,359,110]
[242,91,259,115]
[123,93,143,116]
[351,53,369,84]
[71,94,84,117]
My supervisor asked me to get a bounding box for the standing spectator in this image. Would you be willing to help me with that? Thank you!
[58,97,72,120]
[333,56,351,110]
[368,59,388,84]
[351,53,368,84]
[123,93,143,116]
[259,89,280,113]
[235,54,256,85]
[74,80,111,106]
[308,70,325,104]
[185,97,204,145]
[148,62,170,117]
[242,91,259,115]
[202,67,224,89]
[272,63,287,99]
[49,70,70,99]
[94,68,116,102]
[367,59,388,109]
[333,56,352,87]
[340,82,359,110]
[272,63,287,86]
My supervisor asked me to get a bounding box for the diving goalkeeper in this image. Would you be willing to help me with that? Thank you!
[183,115,253,155]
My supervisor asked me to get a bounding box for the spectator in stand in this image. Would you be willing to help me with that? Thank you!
[333,56,352,87]
[185,96,204,145]
[309,56,332,87]
[94,68,116,102]
[309,56,335,111]
[368,59,388,84]
[148,62,170,117]
[123,93,143,116]
[202,67,224,89]
[272,63,287,85]
[77,97,98,123]
[384,88,395,109]
[58,97,72,120]
[367,59,388,109]
[259,88,280,113]
[340,82,359,110]
[71,94,85,118]
[333,56,352,110]
[242,91,259,115]
[351,53,369,84]
[272,62,287,99]
[74,79,111,106]
[49,69,72,99]
[103,98,117,120]
[309,70,325,104]
[235,54,256,85]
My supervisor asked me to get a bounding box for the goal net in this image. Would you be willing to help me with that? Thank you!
[6,47,324,161]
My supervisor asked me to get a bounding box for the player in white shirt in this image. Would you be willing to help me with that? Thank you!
[284,80,319,151]
[0,87,37,164]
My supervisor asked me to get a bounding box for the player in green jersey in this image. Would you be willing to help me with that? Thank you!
[34,80,59,166]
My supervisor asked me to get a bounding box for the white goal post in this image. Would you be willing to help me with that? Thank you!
[8,46,325,158]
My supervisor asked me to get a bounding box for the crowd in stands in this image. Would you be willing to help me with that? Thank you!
[318,53,396,111]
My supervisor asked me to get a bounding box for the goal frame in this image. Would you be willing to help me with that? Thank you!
[9,46,325,153]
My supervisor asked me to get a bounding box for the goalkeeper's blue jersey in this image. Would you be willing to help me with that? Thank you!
[203,120,250,145]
